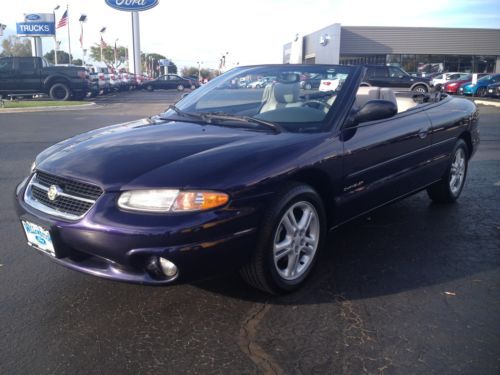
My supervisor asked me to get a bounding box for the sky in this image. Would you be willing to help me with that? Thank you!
[1,0,499,69]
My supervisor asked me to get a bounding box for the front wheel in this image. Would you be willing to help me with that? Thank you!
[177,84,185,92]
[240,183,326,294]
[146,85,154,92]
[476,87,487,97]
[427,139,468,203]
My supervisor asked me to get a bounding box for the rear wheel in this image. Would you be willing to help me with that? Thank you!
[304,83,312,90]
[177,84,185,92]
[240,183,326,294]
[427,139,468,203]
[412,84,428,94]
[49,83,71,101]
[146,84,154,92]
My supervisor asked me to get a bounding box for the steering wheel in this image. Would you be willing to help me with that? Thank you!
[301,100,331,111]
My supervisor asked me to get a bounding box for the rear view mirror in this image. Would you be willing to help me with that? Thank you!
[354,100,397,124]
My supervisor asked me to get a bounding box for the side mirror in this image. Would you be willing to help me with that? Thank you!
[353,100,397,125]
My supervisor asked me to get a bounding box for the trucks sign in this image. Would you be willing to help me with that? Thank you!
[105,0,159,11]
[16,13,55,37]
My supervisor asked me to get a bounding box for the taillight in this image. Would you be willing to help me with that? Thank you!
[78,70,86,79]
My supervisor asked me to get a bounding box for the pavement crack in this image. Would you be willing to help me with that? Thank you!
[239,302,283,375]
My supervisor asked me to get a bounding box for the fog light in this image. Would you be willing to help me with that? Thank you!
[159,257,178,278]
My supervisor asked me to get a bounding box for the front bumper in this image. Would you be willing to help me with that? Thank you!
[15,178,262,285]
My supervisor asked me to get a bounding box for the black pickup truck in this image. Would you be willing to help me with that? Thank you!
[0,56,90,100]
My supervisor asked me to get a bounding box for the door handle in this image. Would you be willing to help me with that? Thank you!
[418,128,429,139]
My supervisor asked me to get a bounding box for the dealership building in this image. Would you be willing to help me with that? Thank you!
[283,24,500,74]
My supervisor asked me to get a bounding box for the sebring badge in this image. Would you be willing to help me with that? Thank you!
[47,185,61,201]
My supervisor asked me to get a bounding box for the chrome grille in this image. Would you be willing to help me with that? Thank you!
[24,172,103,220]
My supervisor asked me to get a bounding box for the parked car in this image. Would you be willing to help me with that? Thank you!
[362,65,432,93]
[443,74,488,94]
[108,71,121,92]
[142,74,194,91]
[460,74,500,96]
[15,64,479,294]
[182,76,200,89]
[86,64,111,94]
[487,82,500,98]
[247,78,267,89]
[85,68,100,98]
[431,72,469,90]
[0,56,90,100]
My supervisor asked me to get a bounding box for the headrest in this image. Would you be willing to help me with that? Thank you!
[273,82,300,104]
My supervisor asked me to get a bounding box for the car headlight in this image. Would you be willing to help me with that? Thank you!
[117,189,229,213]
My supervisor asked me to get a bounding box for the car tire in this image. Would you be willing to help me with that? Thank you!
[304,83,312,90]
[476,87,487,97]
[427,139,468,204]
[146,85,154,92]
[177,84,185,92]
[190,84,196,90]
[412,85,428,94]
[240,183,326,294]
[49,83,71,101]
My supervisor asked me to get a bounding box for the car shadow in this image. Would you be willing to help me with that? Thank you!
[193,191,499,304]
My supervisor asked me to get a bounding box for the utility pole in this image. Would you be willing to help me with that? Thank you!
[53,5,60,64]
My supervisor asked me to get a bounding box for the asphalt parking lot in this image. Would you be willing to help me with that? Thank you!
[0,90,499,374]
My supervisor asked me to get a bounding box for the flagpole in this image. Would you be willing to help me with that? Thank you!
[67,4,72,64]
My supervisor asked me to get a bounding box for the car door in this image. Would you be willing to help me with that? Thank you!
[0,57,15,94]
[338,105,433,222]
[387,66,413,89]
[14,57,42,92]
[168,74,182,89]
[364,66,388,87]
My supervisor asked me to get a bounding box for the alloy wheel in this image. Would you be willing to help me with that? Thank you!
[449,147,466,195]
[273,201,320,281]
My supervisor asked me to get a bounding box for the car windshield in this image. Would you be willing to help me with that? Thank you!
[162,65,354,132]
[478,75,492,82]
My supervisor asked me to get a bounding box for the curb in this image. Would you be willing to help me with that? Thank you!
[0,102,97,114]
[474,99,500,107]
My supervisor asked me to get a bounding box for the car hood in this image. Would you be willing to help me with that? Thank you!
[487,82,500,88]
[35,118,321,192]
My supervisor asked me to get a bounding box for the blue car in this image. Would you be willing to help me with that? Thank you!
[460,74,500,96]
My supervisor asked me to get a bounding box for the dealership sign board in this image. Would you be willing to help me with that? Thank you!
[105,0,159,11]
[16,13,55,36]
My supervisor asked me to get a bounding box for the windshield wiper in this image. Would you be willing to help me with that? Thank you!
[165,105,206,121]
[199,112,283,133]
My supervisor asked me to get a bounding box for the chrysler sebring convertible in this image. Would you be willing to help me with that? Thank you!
[15,64,479,294]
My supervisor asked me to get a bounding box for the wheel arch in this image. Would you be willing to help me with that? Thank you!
[44,76,71,92]
[288,168,336,227]
[459,131,473,159]
[410,82,430,91]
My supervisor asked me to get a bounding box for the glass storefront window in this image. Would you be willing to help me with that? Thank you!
[386,54,401,66]
[401,54,416,74]
[459,55,473,73]
[475,56,496,73]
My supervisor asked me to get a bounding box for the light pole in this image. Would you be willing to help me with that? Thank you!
[197,61,203,82]
[83,48,87,65]
[114,38,119,67]
[53,5,60,64]
[99,27,106,62]
[79,15,87,66]
[0,24,6,37]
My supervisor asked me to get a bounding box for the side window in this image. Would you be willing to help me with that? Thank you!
[448,74,460,80]
[492,75,500,83]
[0,58,13,72]
[18,58,36,72]
[368,67,387,78]
[169,75,180,81]
[389,66,404,78]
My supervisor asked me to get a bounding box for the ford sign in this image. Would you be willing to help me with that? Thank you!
[25,14,41,21]
[104,0,159,12]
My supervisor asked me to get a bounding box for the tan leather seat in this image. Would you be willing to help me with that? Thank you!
[260,82,301,113]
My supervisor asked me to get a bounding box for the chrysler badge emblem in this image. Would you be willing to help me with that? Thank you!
[47,185,61,201]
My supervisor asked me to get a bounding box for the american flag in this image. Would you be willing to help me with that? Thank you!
[57,10,68,29]
[100,35,107,48]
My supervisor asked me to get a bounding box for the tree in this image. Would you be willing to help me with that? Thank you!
[0,36,32,57]
[181,66,219,80]
[72,58,83,66]
[44,50,73,64]
[141,53,177,76]
[89,44,128,65]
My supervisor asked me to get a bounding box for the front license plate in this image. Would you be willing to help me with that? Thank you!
[22,221,55,257]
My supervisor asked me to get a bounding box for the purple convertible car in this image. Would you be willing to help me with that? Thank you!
[15,64,479,294]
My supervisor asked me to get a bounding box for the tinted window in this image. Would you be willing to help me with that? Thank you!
[367,67,387,78]
[0,58,13,72]
[18,58,36,71]
[389,66,405,78]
